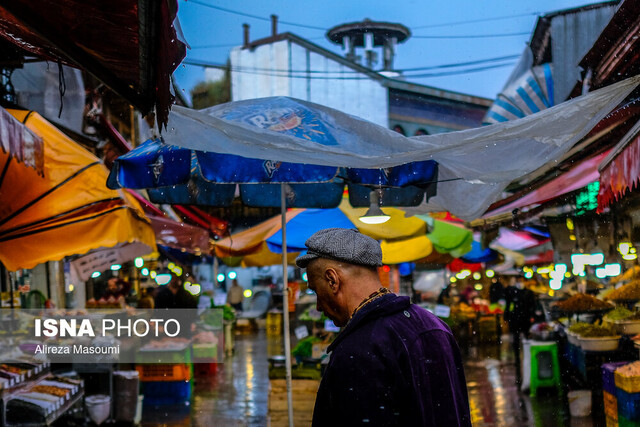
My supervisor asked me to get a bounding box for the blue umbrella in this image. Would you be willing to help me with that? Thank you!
[107,96,439,427]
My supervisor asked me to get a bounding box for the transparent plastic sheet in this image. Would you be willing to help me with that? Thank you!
[163,76,640,220]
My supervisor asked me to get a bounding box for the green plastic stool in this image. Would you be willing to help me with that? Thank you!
[530,342,561,397]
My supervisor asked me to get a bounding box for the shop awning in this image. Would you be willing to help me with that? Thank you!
[598,120,640,211]
[0,106,44,175]
[149,214,211,256]
[0,1,186,128]
[0,110,156,271]
[484,151,609,218]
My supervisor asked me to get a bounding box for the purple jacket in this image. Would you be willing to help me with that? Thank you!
[313,293,471,427]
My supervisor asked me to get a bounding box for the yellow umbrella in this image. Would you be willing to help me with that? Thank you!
[0,110,156,270]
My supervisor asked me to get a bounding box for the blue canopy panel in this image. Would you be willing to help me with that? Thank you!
[460,241,498,264]
[266,208,354,253]
[107,138,438,208]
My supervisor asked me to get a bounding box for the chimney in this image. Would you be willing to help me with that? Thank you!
[243,23,250,48]
[271,15,278,37]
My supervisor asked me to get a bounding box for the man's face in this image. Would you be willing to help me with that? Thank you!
[306,260,346,326]
[107,278,118,292]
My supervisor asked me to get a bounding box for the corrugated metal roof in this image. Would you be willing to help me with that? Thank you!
[550,4,618,101]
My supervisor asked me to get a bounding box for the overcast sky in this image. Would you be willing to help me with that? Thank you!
[174,0,614,102]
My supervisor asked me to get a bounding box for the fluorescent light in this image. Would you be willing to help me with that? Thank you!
[243,289,253,298]
[150,270,157,279]
[359,190,390,224]
[623,254,638,261]
[134,257,144,268]
[473,272,481,280]
[155,274,172,285]
[485,270,495,278]
[549,279,562,290]
[595,268,607,279]
[217,273,226,282]
[604,264,621,276]
[618,242,631,255]
[91,271,101,278]
[110,264,122,271]
[449,277,457,283]
[524,271,533,279]
[228,271,237,280]
[141,268,149,276]
[474,283,482,291]
[302,272,308,282]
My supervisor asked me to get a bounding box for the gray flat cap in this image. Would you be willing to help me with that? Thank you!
[295,228,383,268]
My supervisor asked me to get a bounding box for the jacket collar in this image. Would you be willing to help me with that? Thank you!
[327,293,411,353]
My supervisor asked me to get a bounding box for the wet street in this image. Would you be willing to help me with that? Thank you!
[140,329,607,427]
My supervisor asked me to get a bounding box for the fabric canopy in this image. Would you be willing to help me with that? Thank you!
[415,214,472,258]
[485,151,609,217]
[598,120,640,211]
[162,76,639,220]
[0,0,186,127]
[0,110,156,271]
[149,215,211,255]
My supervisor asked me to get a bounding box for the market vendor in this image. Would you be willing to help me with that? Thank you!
[297,228,471,427]
[154,276,197,309]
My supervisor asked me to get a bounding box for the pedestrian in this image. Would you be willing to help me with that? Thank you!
[504,276,537,386]
[154,276,197,309]
[296,228,471,427]
[226,279,244,312]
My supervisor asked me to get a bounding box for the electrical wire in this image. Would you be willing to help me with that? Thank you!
[186,0,327,31]
[412,11,541,29]
[182,53,519,74]
[413,31,530,39]
[181,58,516,79]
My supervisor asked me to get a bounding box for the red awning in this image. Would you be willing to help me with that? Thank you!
[484,151,609,217]
[149,215,211,255]
[0,1,186,128]
[598,123,640,211]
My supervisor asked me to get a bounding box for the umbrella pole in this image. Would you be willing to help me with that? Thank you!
[281,183,294,427]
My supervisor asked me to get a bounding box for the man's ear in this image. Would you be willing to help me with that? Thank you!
[324,268,340,294]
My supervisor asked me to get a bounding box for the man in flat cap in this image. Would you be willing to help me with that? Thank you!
[297,228,471,427]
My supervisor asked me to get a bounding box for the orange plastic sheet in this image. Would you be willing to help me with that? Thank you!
[0,110,155,271]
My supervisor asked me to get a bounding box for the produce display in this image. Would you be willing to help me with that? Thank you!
[605,280,640,301]
[604,306,640,321]
[552,293,613,312]
[568,322,617,337]
[615,361,640,377]
[611,266,640,285]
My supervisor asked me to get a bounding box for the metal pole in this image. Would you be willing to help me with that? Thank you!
[281,183,294,427]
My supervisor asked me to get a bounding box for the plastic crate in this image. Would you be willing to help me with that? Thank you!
[618,414,640,427]
[604,362,632,395]
[136,364,191,382]
[604,390,618,420]
[617,372,640,394]
[616,389,640,421]
[143,380,192,405]
[192,344,217,361]
[607,416,619,427]
[135,346,191,364]
[193,362,218,377]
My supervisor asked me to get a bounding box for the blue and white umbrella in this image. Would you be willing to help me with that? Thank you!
[484,63,554,125]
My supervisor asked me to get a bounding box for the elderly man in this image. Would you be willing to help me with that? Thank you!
[296,228,471,427]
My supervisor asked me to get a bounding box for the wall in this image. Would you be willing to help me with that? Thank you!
[231,40,389,126]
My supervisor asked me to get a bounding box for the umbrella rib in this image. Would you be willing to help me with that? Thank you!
[0,161,100,228]
[0,197,123,238]
[0,156,12,194]
[0,205,130,243]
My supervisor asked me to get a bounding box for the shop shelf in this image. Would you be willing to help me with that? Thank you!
[142,380,192,405]
[135,364,191,382]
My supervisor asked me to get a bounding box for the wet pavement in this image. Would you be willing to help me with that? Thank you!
[141,330,603,427]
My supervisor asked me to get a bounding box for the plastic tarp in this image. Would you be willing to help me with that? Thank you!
[161,76,640,220]
[148,214,210,255]
[0,110,156,271]
[485,151,608,217]
[0,106,43,174]
[416,214,472,258]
